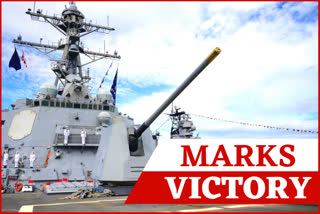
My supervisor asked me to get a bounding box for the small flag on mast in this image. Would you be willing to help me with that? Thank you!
[98,62,113,90]
[22,51,27,68]
[9,48,21,70]
[110,68,118,106]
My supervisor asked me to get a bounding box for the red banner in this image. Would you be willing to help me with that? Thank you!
[126,139,319,204]
[126,171,320,204]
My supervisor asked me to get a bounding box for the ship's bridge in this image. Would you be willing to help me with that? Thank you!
[33,99,116,112]
[32,82,116,112]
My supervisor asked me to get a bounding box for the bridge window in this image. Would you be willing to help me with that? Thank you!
[41,100,49,106]
[74,103,80,109]
[81,104,88,109]
[35,101,115,111]
[103,105,109,111]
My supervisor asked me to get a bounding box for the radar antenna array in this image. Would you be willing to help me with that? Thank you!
[14,2,120,89]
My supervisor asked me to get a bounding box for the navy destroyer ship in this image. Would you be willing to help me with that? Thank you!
[2,2,220,194]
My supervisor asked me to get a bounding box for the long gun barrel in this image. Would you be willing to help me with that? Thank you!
[134,47,221,138]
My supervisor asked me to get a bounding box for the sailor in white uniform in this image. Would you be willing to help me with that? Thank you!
[64,127,70,145]
[14,152,20,168]
[29,151,36,168]
[3,151,8,168]
[81,128,86,145]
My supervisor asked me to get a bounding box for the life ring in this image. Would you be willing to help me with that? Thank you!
[15,183,23,192]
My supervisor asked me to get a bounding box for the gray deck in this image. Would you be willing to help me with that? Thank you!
[2,193,318,213]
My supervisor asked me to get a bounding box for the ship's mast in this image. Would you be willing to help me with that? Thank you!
[13,2,120,89]
[168,106,198,139]
[168,106,185,137]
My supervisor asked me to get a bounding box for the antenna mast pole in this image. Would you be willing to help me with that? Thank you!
[13,2,120,88]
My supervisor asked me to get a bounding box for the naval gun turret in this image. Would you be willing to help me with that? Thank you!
[128,47,221,151]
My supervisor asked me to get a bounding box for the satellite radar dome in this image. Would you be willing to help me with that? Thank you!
[97,111,112,126]
[39,83,57,98]
[97,89,114,104]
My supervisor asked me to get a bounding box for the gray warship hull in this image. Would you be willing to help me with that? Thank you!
[1,2,158,193]
[2,101,155,192]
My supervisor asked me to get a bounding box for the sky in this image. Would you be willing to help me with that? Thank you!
[1,1,318,139]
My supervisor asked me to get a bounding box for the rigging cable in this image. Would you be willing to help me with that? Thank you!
[154,117,171,134]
